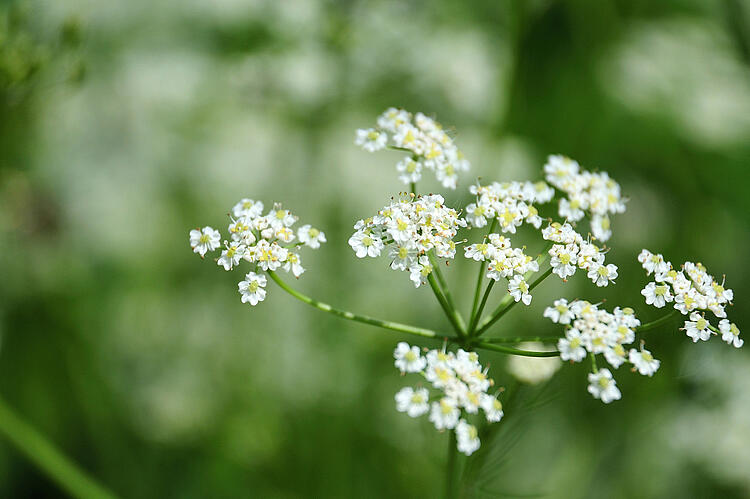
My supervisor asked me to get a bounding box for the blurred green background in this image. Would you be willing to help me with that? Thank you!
[2,0,750,497]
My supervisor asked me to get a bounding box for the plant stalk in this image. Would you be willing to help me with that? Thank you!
[0,396,116,499]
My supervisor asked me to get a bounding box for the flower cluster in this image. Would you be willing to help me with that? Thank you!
[189,198,326,305]
[464,180,555,232]
[545,299,659,403]
[393,343,503,456]
[355,108,470,189]
[349,194,466,287]
[464,234,539,305]
[542,222,618,287]
[638,249,742,347]
[544,155,626,242]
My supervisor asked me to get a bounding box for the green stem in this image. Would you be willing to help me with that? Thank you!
[0,396,116,499]
[474,341,560,357]
[483,335,561,344]
[429,253,466,333]
[468,219,498,325]
[427,272,465,336]
[269,271,562,357]
[268,271,442,340]
[468,279,495,335]
[474,266,554,338]
[410,181,417,195]
[590,352,599,373]
[635,310,679,332]
[445,430,457,499]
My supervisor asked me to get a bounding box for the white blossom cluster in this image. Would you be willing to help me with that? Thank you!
[544,155,626,242]
[544,299,659,403]
[393,342,503,456]
[189,198,326,305]
[464,234,539,305]
[542,222,619,287]
[349,194,466,287]
[638,249,742,348]
[355,108,470,189]
[464,180,555,232]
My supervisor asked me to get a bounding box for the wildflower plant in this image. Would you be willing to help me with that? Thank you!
[189,108,743,493]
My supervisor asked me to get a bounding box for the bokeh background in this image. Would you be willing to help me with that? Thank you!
[2,0,750,497]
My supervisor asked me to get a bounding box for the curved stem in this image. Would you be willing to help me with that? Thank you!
[268,271,443,340]
[474,341,560,357]
[0,396,116,499]
[590,352,599,373]
[635,310,679,333]
[483,335,561,344]
[474,266,554,337]
[429,254,466,333]
[427,272,465,336]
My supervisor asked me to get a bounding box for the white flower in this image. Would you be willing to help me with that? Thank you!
[217,242,245,271]
[591,214,612,242]
[559,197,586,221]
[508,275,532,305]
[396,157,423,184]
[719,320,743,348]
[641,282,673,308]
[544,298,575,325]
[639,250,670,275]
[282,252,305,277]
[480,394,504,423]
[377,107,410,131]
[673,288,701,315]
[577,242,604,270]
[464,242,492,262]
[268,205,297,230]
[544,155,580,184]
[393,123,423,152]
[558,329,587,362]
[232,198,264,219]
[456,419,481,456]
[395,387,430,417]
[297,225,327,249]
[355,128,387,152]
[628,347,660,376]
[255,241,288,271]
[238,272,267,306]
[465,202,491,228]
[683,312,712,342]
[436,163,459,189]
[604,344,628,369]
[394,342,427,373]
[587,368,621,403]
[550,244,578,279]
[348,230,384,258]
[460,390,482,414]
[588,262,618,287]
[189,226,221,257]
[409,255,433,288]
[388,243,417,271]
[429,398,460,430]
